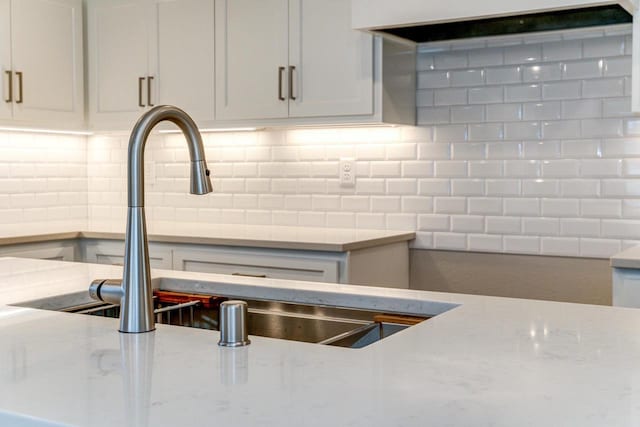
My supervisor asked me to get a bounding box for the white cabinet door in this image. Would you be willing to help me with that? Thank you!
[214,0,289,120]
[83,240,172,269]
[88,0,150,127]
[154,0,215,123]
[10,0,83,125]
[288,0,373,118]
[0,0,11,121]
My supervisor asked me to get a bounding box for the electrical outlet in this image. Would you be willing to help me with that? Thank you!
[339,158,356,188]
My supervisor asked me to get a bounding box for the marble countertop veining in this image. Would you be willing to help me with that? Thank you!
[0,257,640,426]
[0,222,415,252]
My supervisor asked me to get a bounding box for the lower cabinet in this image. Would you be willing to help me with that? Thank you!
[0,237,409,289]
[0,240,77,262]
[613,267,640,308]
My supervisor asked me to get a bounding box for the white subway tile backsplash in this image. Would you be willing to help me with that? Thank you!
[434,161,468,177]
[583,78,625,98]
[468,48,504,66]
[582,36,625,58]
[581,118,624,138]
[562,59,603,80]
[433,125,467,142]
[486,104,522,122]
[542,120,581,139]
[523,217,559,235]
[402,196,433,213]
[541,237,580,256]
[451,106,484,123]
[522,179,559,197]
[451,215,484,232]
[602,180,640,197]
[541,198,580,217]
[486,66,521,85]
[581,199,621,218]
[504,45,542,64]
[561,99,602,119]
[418,214,450,231]
[504,160,540,178]
[603,98,631,117]
[487,142,522,159]
[561,180,600,197]
[451,179,484,196]
[433,232,467,250]
[523,102,561,121]
[402,161,434,177]
[523,63,563,81]
[580,159,621,177]
[418,71,450,89]
[435,88,468,106]
[561,139,601,158]
[468,197,502,215]
[561,218,600,237]
[451,143,486,160]
[504,235,539,253]
[468,124,504,141]
[542,160,580,177]
[523,141,560,159]
[450,69,485,87]
[434,52,468,69]
[434,197,467,214]
[419,179,450,196]
[503,198,540,216]
[486,179,520,196]
[418,143,450,160]
[542,81,581,100]
[542,40,582,62]
[468,87,503,104]
[468,234,503,252]
[469,161,502,177]
[486,216,521,234]
[504,122,542,140]
[505,84,542,102]
[580,238,621,258]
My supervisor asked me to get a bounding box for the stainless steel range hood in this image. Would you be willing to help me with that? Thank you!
[352,0,635,34]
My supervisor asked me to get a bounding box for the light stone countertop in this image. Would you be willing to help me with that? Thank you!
[0,222,415,252]
[611,246,640,268]
[0,257,640,426]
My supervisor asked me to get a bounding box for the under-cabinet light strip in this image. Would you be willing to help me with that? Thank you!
[158,127,259,134]
[0,126,93,136]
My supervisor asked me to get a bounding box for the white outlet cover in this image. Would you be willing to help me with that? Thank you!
[339,158,356,188]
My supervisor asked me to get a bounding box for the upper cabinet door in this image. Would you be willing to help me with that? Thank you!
[0,0,11,122]
[154,0,215,123]
[88,0,149,127]
[10,0,83,124]
[288,0,373,118]
[215,0,289,120]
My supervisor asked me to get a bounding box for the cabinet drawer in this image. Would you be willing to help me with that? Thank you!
[82,240,172,269]
[173,248,340,283]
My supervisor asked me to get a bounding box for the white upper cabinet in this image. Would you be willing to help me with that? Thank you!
[87,0,215,130]
[215,0,385,123]
[288,0,373,118]
[0,0,83,127]
[214,0,289,120]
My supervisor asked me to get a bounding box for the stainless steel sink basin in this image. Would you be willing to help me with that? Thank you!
[14,289,428,349]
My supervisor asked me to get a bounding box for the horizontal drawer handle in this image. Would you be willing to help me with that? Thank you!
[232,272,267,278]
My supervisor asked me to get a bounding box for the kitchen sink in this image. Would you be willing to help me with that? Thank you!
[13,289,428,349]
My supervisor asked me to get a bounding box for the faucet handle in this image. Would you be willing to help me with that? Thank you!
[89,279,124,305]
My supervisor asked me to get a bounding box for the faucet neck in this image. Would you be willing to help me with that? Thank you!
[127,105,208,207]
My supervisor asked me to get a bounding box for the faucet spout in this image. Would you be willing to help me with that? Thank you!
[95,105,212,333]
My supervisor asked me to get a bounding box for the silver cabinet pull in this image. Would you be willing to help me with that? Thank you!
[138,77,146,107]
[232,272,267,278]
[288,66,296,100]
[278,66,285,101]
[15,71,23,104]
[147,76,154,107]
[4,70,11,103]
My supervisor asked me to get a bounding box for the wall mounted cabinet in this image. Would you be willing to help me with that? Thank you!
[214,0,415,126]
[0,0,83,128]
[87,0,215,130]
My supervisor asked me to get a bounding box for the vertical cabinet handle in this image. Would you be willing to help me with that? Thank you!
[4,70,11,103]
[277,66,286,101]
[138,77,146,107]
[288,66,296,100]
[147,76,154,107]
[15,71,23,104]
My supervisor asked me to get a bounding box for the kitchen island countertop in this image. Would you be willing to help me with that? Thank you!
[0,257,638,426]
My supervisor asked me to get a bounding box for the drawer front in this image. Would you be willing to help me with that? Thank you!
[83,240,172,269]
[173,248,340,283]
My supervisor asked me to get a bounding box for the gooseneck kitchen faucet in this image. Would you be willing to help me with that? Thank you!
[89,106,212,333]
